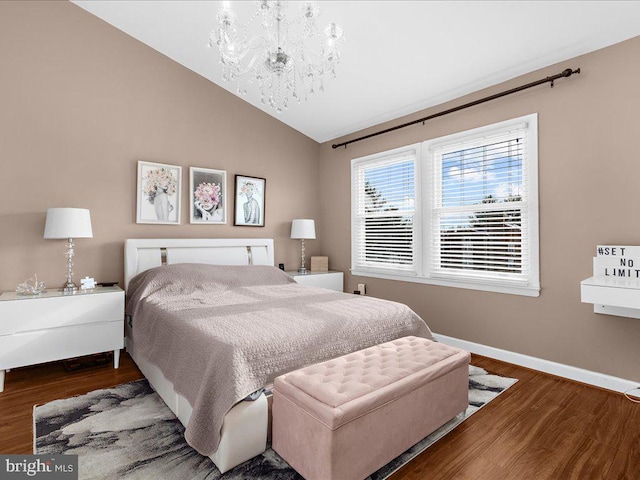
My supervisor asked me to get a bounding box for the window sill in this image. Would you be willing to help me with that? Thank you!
[350,269,540,297]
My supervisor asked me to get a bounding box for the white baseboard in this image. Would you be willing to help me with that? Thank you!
[434,333,640,394]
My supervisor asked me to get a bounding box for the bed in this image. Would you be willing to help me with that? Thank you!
[124,238,433,473]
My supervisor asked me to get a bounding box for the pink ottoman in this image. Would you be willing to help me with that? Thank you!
[272,336,470,480]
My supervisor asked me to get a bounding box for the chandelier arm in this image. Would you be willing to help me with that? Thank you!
[217,37,266,65]
[245,53,261,74]
[244,35,269,52]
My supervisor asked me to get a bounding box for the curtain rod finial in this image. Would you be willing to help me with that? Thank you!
[563,68,581,77]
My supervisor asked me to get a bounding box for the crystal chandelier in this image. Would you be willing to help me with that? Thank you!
[210,1,344,113]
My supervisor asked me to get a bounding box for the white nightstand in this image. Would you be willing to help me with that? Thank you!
[0,286,124,392]
[287,271,344,292]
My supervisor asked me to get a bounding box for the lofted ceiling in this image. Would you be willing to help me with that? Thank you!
[72,1,640,143]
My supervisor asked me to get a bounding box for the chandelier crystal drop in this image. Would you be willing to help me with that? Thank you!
[210,1,345,113]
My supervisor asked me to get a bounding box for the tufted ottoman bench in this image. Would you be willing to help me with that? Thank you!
[272,336,470,480]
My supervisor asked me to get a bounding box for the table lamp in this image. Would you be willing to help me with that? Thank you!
[291,219,316,274]
[44,208,93,293]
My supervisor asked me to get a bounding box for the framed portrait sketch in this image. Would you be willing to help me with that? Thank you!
[234,175,266,227]
[136,161,181,225]
[189,167,227,224]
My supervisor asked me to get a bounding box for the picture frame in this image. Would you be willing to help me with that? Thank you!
[234,175,266,227]
[136,161,182,225]
[189,167,227,224]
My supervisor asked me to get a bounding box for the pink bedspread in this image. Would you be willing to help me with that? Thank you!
[126,264,434,455]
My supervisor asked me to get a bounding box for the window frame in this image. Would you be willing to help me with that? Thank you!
[351,143,422,277]
[351,114,540,297]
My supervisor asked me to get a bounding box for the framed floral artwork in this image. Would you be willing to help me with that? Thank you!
[189,167,227,224]
[234,175,266,227]
[136,161,182,225]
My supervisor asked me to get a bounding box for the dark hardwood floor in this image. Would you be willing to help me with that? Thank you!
[0,353,143,456]
[1,352,638,479]
[393,356,640,480]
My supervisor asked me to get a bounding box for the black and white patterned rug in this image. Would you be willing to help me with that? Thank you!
[34,365,516,480]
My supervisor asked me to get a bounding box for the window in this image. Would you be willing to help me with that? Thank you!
[351,114,539,296]
[352,144,419,274]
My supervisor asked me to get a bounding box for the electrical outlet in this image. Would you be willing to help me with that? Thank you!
[357,283,366,295]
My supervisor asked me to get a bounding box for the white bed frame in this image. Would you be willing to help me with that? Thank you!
[124,238,274,473]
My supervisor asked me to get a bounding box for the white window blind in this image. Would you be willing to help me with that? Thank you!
[430,126,531,285]
[352,146,418,274]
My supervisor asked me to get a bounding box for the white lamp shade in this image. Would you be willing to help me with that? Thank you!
[44,208,93,239]
[290,219,316,239]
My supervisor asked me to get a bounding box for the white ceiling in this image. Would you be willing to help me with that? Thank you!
[72,1,640,143]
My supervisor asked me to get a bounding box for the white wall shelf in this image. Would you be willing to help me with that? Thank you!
[580,276,640,319]
[581,245,640,319]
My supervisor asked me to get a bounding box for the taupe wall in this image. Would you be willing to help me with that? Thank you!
[319,37,640,381]
[0,1,320,292]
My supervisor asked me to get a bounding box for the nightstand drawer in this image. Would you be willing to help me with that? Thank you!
[0,291,124,335]
[0,320,123,369]
[287,271,344,291]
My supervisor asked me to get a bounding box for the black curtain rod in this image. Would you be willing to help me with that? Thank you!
[331,67,581,149]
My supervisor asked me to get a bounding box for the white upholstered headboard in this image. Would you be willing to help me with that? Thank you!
[124,238,275,290]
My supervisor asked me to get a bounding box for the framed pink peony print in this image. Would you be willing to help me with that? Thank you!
[136,161,182,225]
[189,167,227,224]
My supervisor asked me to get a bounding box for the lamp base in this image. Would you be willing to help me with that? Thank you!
[297,238,308,275]
[62,282,78,294]
[62,238,78,294]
